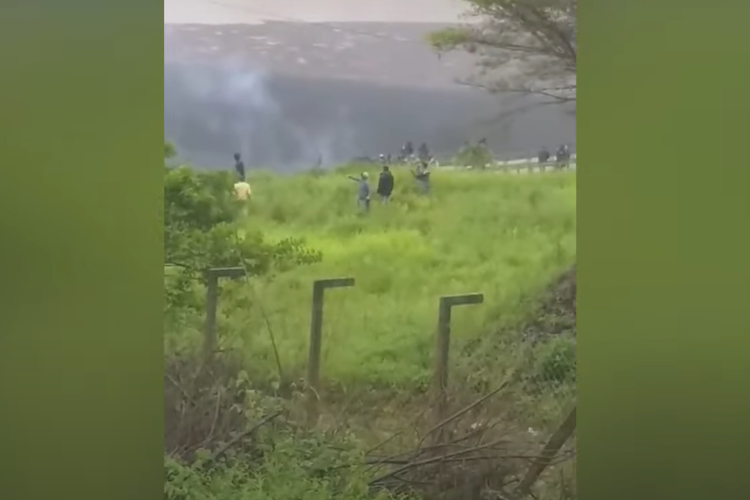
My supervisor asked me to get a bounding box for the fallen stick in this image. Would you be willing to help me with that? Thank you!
[416,377,512,450]
[204,411,282,466]
[512,405,576,499]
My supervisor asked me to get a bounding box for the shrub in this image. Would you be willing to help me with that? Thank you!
[535,336,577,386]
[164,353,401,500]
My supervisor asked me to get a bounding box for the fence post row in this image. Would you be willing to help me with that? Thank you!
[433,293,484,421]
[203,267,246,359]
[306,277,356,426]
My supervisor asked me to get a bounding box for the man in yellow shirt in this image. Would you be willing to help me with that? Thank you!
[234,180,252,201]
[233,179,252,218]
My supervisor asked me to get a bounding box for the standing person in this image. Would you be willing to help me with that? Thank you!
[401,141,414,161]
[412,161,431,194]
[233,178,252,216]
[538,147,551,171]
[418,142,430,162]
[538,147,551,164]
[347,172,371,213]
[233,152,246,181]
[377,165,395,204]
[233,179,252,201]
[556,144,570,169]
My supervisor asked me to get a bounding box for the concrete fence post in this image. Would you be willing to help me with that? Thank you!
[306,277,355,426]
[433,293,484,422]
[203,267,246,359]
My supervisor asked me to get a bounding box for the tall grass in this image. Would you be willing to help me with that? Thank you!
[209,167,575,392]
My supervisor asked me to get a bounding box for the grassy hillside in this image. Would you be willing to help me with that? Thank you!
[195,166,576,392]
[164,162,577,500]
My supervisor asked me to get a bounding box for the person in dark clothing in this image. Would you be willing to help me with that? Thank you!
[377,165,395,204]
[538,147,551,165]
[555,144,570,169]
[233,153,246,181]
[402,141,414,160]
[418,143,430,162]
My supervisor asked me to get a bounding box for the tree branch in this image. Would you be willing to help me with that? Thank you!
[429,0,577,103]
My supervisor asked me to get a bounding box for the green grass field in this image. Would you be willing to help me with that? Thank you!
[210,166,576,393]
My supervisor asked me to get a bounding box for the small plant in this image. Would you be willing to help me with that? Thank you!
[535,336,577,386]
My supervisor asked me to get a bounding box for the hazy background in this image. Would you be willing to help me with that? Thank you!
[164,0,576,170]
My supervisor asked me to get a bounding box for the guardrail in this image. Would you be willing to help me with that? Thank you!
[438,154,577,172]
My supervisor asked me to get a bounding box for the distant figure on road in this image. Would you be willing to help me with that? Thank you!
[348,172,371,212]
[233,152,246,181]
[377,165,395,204]
[556,144,570,169]
[538,147,551,165]
[401,141,414,160]
[413,161,431,194]
[418,142,430,162]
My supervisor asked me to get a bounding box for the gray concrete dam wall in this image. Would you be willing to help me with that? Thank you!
[164,20,575,170]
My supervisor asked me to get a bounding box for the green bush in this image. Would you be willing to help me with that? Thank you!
[165,432,396,500]
[453,142,494,168]
[164,353,404,500]
[163,154,321,351]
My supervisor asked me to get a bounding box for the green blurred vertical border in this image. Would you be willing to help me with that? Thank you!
[0,1,163,500]
[580,1,750,500]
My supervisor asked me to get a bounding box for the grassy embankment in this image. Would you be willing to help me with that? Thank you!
[169,165,576,398]
[164,164,577,500]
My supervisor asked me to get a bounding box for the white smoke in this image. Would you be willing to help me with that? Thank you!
[166,52,361,170]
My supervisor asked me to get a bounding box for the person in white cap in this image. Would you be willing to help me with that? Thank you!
[347,171,371,212]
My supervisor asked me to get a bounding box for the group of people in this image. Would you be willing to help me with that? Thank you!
[230,140,572,210]
[229,151,430,214]
[398,141,432,163]
[538,144,573,169]
[347,159,431,213]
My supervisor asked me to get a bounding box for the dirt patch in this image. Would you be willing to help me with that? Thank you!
[523,264,576,341]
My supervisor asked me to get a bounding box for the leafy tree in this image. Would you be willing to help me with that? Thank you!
[163,147,321,313]
[428,0,576,103]
[165,141,177,159]
[453,141,495,168]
